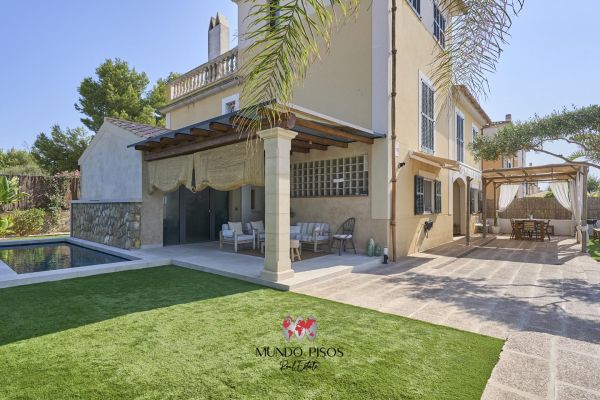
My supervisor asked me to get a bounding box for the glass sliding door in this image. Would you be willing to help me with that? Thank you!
[162,187,229,246]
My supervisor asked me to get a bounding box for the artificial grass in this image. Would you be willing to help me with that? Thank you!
[0,267,503,400]
[589,238,600,261]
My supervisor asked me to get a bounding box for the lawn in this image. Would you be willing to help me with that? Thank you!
[589,238,600,261]
[0,267,503,400]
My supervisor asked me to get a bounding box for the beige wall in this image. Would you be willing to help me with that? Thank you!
[291,2,373,129]
[169,85,241,130]
[290,142,388,249]
[391,1,455,254]
[140,160,164,246]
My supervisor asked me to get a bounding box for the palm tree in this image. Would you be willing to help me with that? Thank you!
[239,0,525,127]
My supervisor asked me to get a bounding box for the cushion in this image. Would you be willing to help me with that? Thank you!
[334,234,352,240]
[236,234,254,241]
[228,221,244,234]
[250,220,265,232]
[315,235,329,241]
[222,229,235,238]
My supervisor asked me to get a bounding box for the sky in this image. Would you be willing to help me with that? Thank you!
[0,0,598,178]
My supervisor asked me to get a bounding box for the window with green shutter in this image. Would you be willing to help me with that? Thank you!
[414,176,424,215]
[434,180,442,213]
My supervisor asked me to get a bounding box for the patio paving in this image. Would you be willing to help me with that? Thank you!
[130,241,382,291]
[294,236,600,400]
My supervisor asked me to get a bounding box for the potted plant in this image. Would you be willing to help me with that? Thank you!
[491,210,501,234]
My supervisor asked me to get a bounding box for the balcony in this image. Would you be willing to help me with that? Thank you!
[168,47,238,102]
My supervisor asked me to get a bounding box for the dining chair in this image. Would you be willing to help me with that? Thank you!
[523,221,537,240]
[544,220,552,241]
[510,219,517,239]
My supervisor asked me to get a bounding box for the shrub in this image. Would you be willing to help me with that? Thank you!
[11,209,45,236]
[0,216,13,236]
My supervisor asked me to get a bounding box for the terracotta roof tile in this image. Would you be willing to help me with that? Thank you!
[105,117,172,139]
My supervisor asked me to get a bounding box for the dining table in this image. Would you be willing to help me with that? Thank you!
[512,219,547,241]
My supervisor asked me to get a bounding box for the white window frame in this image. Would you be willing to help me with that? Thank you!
[221,93,240,114]
[419,73,435,154]
[455,109,465,163]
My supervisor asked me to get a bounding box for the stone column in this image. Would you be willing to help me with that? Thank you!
[259,127,297,282]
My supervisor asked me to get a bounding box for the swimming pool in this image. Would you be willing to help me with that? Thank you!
[0,241,129,274]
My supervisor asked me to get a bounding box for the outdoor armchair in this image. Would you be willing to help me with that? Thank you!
[220,222,255,252]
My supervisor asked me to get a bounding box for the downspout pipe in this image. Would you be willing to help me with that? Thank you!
[390,0,398,261]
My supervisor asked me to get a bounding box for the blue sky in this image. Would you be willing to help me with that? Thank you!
[0,0,597,178]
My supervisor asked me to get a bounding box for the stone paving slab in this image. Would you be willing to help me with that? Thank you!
[294,236,600,399]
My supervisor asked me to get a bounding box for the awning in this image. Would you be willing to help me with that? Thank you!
[410,151,460,171]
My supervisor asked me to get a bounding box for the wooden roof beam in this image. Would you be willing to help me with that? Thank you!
[144,132,252,161]
[292,139,327,151]
[294,117,374,144]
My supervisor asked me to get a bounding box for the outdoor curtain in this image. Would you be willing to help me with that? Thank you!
[549,177,587,242]
[549,181,571,211]
[193,141,264,192]
[498,184,521,212]
[148,154,194,194]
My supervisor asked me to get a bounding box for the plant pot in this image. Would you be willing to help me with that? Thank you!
[491,226,501,234]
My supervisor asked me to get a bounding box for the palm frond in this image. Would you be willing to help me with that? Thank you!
[433,0,525,98]
[237,0,360,135]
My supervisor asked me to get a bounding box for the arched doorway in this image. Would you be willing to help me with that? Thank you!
[453,177,467,235]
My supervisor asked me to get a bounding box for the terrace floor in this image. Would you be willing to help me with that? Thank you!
[295,236,600,399]
[130,241,382,291]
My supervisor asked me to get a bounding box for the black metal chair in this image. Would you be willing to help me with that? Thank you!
[331,218,357,256]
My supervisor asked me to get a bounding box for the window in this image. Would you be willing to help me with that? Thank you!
[472,125,479,143]
[415,176,441,215]
[420,79,435,153]
[221,94,239,114]
[407,0,421,15]
[469,188,483,214]
[503,158,513,169]
[433,3,446,48]
[291,155,369,198]
[250,188,256,210]
[456,112,464,162]
[269,0,281,28]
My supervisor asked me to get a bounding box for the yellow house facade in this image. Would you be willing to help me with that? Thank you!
[76,0,496,283]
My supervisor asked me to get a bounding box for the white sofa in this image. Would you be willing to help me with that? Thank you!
[293,222,331,252]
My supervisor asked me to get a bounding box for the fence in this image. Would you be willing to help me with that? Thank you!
[486,197,600,220]
[0,175,80,212]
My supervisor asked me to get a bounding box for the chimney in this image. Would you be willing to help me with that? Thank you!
[208,13,230,61]
[505,114,512,122]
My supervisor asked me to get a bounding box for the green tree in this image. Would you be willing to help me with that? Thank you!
[472,105,600,169]
[588,175,600,193]
[0,149,42,175]
[239,0,524,129]
[31,125,92,174]
[75,59,178,132]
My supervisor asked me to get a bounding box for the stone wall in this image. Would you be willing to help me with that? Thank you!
[71,202,142,249]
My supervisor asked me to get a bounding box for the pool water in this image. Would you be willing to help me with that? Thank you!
[0,242,129,274]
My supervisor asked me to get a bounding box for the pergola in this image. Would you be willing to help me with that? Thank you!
[481,162,590,252]
[132,105,384,161]
[130,104,385,283]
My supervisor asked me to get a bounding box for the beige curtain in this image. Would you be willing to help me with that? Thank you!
[193,141,264,192]
[147,154,194,193]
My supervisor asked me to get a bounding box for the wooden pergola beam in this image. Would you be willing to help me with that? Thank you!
[144,132,252,161]
[189,128,212,137]
[295,133,348,148]
[291,146,310,153]
[294,117,374,144]
[291,139,328,151]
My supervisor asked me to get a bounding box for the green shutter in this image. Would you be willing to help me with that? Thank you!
[414,176,424,215]
[434,180,442,213]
